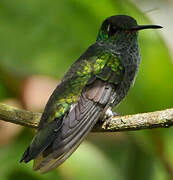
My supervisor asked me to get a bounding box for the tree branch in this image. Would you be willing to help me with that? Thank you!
[0,103,173,132]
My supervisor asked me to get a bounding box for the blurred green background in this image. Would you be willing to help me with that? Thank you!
[0,0,173,179]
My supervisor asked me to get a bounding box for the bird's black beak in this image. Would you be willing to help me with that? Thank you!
[131,25,163,31]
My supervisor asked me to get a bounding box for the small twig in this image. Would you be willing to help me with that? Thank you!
[0,103,173,132]
[0,103,40,128]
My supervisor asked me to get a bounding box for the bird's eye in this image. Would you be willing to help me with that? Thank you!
[107,24,117,36]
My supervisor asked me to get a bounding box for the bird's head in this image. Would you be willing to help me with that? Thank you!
[97,15,162,42]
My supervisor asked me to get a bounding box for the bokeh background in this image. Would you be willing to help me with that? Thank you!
[0,0,173,179]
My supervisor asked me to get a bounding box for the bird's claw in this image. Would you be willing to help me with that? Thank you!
[103,108,121,129]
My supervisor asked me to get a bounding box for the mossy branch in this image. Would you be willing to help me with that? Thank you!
[0,103,173,132]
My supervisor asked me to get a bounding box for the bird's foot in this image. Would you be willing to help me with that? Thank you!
[97,108,120,129]
[104,108,120,129]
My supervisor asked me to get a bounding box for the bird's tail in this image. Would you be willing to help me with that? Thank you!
[22,80,113,174]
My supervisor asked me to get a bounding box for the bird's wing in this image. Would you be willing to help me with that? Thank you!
[33,79,115,173]
[20,43,124,173]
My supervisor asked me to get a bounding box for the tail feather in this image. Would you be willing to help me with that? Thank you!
[20,119,63,164]
[20,147,30,163]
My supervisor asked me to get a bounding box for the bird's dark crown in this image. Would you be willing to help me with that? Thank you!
[102,15,138,33]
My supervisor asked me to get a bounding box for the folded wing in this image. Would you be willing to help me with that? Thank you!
[33,79,114,173]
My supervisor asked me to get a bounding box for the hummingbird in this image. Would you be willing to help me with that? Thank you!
[20,15,162,173]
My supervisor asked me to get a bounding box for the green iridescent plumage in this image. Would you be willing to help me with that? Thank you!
[20,15,162,173]
[39,48,123,126]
